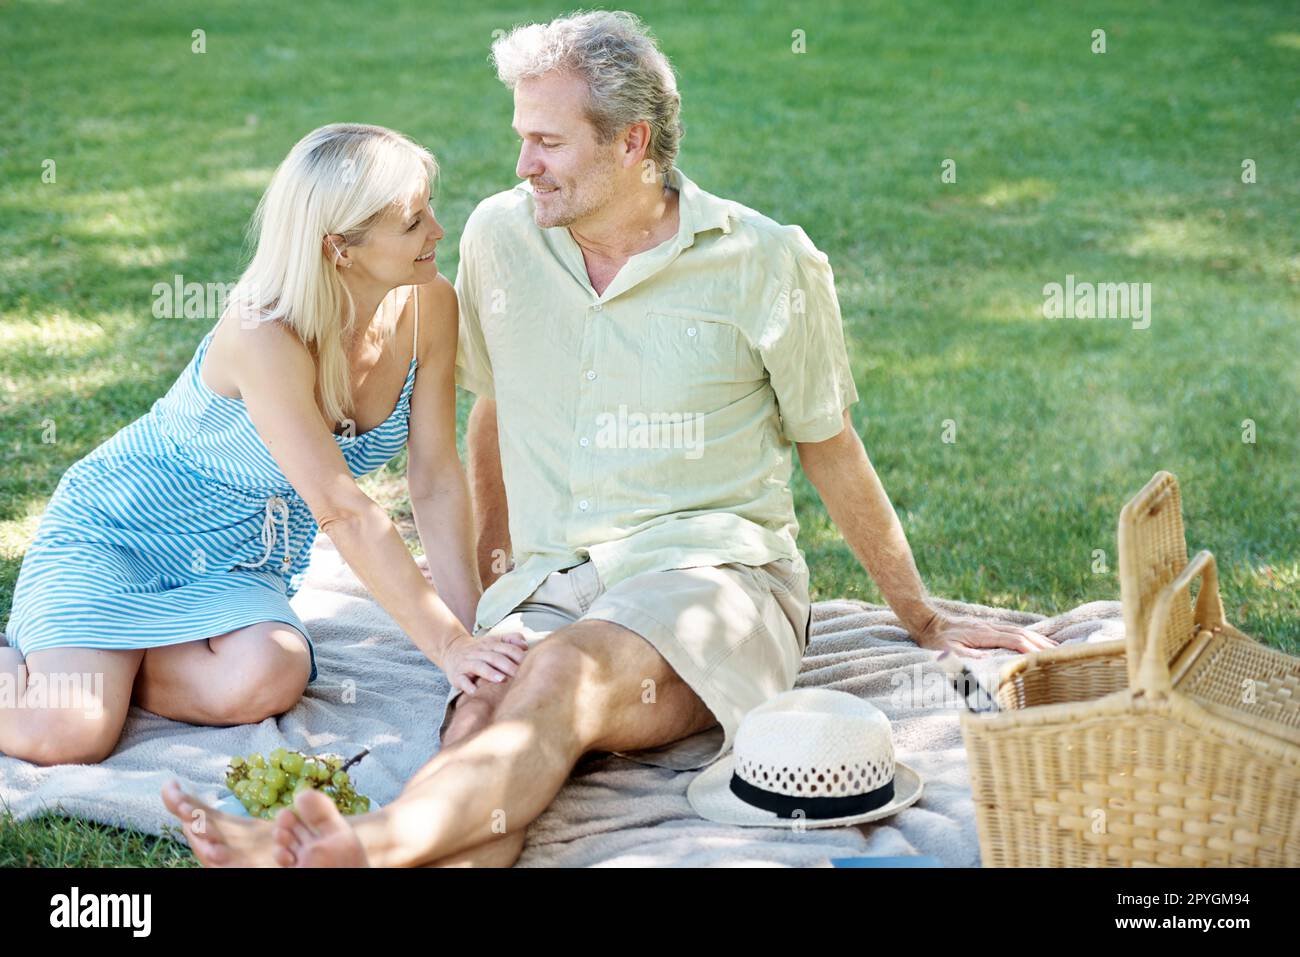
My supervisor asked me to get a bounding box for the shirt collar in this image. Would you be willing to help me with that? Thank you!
[667,166,734,242]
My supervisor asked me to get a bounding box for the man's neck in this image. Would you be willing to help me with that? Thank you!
[569,178,680,263]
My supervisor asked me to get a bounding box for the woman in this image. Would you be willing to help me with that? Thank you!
[0,123,527,765]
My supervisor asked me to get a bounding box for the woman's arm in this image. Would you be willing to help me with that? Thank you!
[406,277,481,631]
[231,306,512,691]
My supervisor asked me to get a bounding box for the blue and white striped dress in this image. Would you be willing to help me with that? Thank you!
[3,289,421,683]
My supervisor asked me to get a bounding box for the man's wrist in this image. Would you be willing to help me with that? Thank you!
[902,601,942,644]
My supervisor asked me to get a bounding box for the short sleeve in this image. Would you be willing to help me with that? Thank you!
[453,218,496,400]
[757,233,860,442]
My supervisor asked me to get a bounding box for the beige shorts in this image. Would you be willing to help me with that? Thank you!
[435,557,811,771]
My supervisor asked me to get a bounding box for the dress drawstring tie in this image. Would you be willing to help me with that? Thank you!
[234,495,294,573]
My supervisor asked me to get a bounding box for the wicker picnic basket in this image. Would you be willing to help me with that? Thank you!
[960,470,1300,866]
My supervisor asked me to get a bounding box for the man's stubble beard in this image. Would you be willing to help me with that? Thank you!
[533,160,621,229]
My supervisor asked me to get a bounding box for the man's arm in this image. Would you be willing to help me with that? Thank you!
[467,396,512,591]
[796,410,1057,656]
[796,410,935,637]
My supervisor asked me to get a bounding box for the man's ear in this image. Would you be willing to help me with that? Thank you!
[323,233,351,269]
[620,120,653,170]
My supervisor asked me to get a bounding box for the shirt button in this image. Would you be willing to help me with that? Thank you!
[687,327,697,337]
[578,500,590,511]
[579,436,589,447]
[585,370,596,381]
[592,303,603,311]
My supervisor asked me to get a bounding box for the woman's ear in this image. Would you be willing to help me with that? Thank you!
[323,233,352,269]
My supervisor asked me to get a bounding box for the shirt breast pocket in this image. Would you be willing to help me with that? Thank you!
[637,311,759,413]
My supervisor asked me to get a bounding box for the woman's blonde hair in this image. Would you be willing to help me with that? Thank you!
[227,123,437,428]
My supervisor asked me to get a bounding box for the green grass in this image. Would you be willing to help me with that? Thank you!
[2,0,1297,864]
[0,803,196,867]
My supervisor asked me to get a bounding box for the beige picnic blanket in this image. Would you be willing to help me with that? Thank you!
[0,538,1125,866]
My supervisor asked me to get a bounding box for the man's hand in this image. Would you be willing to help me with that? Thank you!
[913,609,1058,658]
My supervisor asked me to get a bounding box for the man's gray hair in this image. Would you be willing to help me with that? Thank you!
[491,10,683,174]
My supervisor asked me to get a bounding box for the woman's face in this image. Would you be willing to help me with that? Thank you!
[332,181,444,288]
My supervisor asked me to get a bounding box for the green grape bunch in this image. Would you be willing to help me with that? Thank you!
[225,747,373,820]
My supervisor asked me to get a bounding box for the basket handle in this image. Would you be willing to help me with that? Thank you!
[1134,549,1225,696]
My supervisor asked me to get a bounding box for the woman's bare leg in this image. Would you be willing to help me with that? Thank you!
[133,622,312,726]
[0,645,144,765]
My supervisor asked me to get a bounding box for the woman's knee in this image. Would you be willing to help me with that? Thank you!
[2,709,126,766]
[206,624,311,724]
[2,647,141,764]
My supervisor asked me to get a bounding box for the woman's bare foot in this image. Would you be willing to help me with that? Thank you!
[161,779,281,867]
[270,788,369,867]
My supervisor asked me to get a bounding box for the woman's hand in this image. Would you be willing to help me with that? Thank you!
[441,631,530,696]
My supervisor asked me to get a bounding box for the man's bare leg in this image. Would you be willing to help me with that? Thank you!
[421,830,527,868]
[414,681,530,867]
[361,619,714,867]
[326,661,591,867]
[380,678,527,867]
[159,672,515,867]
[171,618,716,867]
[158,673,506,866]
[266,679,528,867]
[272,804,526,868]
[160,707,540,869]
[296,619,715,867]
[238,672,580,868]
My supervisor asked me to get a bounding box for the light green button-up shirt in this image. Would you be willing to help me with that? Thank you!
[455,167,860,633]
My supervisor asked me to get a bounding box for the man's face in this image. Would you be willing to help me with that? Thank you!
[513,71,621,229]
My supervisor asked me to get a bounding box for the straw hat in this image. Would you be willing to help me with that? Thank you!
[687,687,923,828]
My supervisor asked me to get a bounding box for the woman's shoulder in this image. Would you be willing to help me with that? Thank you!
[411,276,457,365]
[205,310,313,400]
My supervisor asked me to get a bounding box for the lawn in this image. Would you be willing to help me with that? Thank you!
[1,0,1296,865]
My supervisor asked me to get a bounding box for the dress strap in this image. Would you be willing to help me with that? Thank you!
[411,284,420,361]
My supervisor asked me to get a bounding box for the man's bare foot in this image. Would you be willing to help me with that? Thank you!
[161,779,280,867]
[270,788,369,867]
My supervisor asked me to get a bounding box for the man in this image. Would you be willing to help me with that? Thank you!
[162,9,1054,867]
